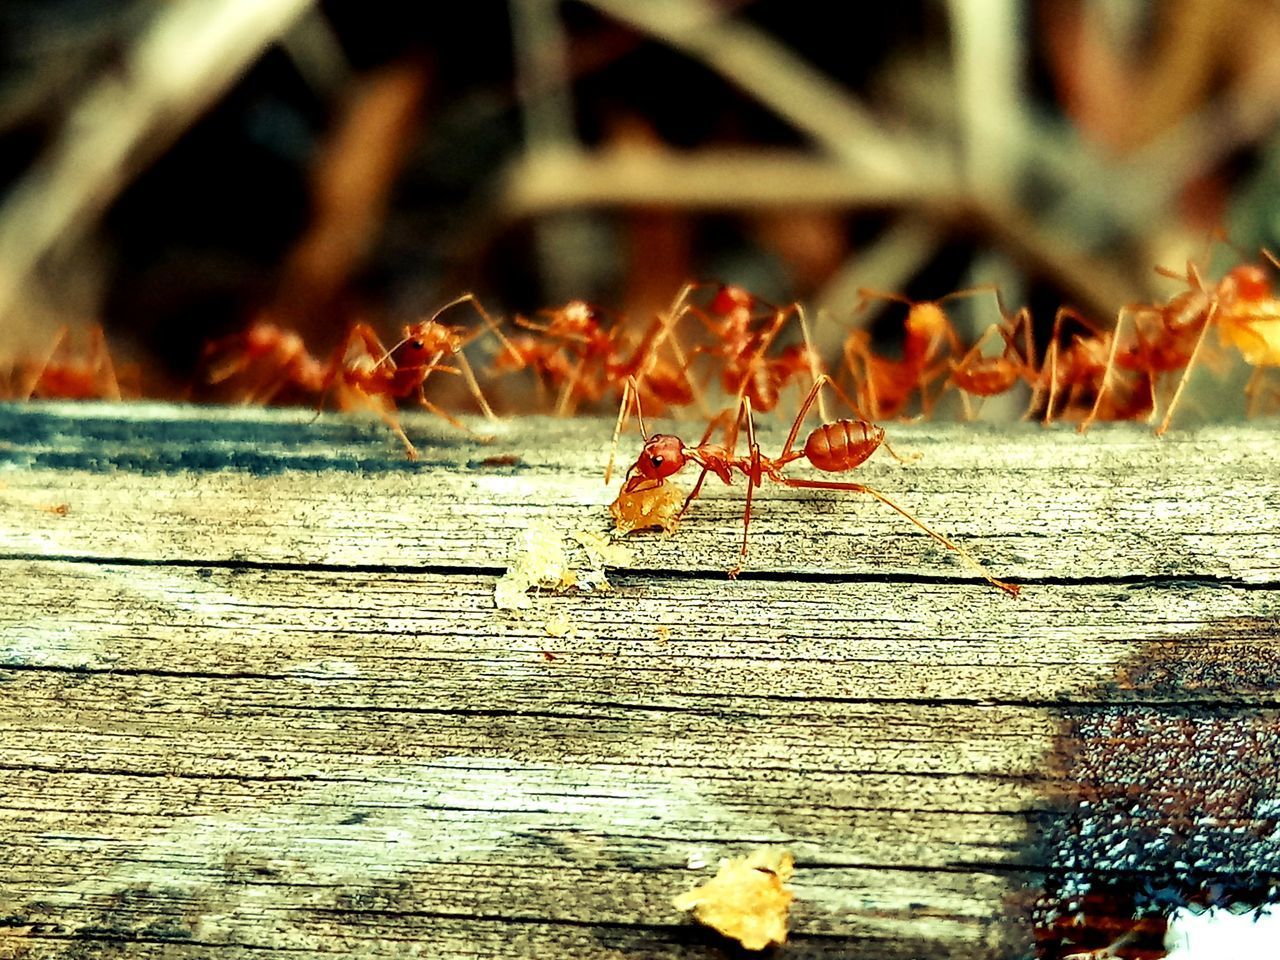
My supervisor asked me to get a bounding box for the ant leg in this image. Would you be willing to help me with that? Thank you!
[1244,365,1265,418]
[1038,306,1090,425]
[841,335,879,420]
[778,476,1019,597]
[359,392,417,460]
[665,329,710,418]
[677,464,713,519]
[20,326,69,401]
[854,288,913,311]
[1079,307,1134,434]
[1043,341,1061,425]
[89,326,123,401]
[1155,304,1215,436]
[605,378,638,485]
[796,305,828,423]
[674,401,739,519]
[415,384,492,441]
[555,353,589,416]
[450,294,523,405]
[452,350,498,421]
[780,374,829,460]
[937,282,1004,310]
[728,396,761,579]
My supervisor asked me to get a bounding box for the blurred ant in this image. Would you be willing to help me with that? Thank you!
[1156,249,1280,429]
[684,283,824,417]
[17,326,123,401]
[1032,307,1154,426]
[943,304,1038,419]
[322,293,506,458]
[1083,246,1280,433]
[843,287,1008,420]
[503,289,702,417]
[201,316,326,404]
[613,374,1019,596]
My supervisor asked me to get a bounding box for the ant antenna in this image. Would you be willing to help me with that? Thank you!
[605,377,652,485]
[796,304,828,423]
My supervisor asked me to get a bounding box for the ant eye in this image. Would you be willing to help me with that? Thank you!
[650,455,664,467]
[410,340,424,350]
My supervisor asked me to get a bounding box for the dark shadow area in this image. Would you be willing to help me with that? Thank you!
[1030,615,1280,959]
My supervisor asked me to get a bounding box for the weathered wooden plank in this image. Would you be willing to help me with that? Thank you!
[2,561,1276,706]
[1,403,1278,582]
[3,404,1279,959]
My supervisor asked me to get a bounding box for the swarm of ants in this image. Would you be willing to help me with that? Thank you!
[6,242,1279,592]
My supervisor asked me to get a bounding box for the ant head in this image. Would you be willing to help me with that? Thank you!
[905,302,948,337]
[1223,264,1272,303]
[395,321,457,363]
[709,284,754,317]
[634,434,687,481]
[552,300,601,334]
[245,322,282,350]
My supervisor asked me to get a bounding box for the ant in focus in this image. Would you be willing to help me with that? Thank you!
[612,374,1020,596]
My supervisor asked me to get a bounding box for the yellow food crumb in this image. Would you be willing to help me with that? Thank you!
[610,481,685,534]
[544,612,574,638]
[672,848,795,951]
[494,522,631,611]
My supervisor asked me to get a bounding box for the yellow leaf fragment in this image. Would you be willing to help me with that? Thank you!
[672,849,795,951]
[610,481,685,534]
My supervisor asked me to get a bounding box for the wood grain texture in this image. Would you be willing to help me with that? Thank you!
[1,402,1278,959]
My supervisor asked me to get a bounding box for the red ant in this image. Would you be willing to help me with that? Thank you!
[322,293,506,458]
[613,374,1019,596]
[842,287,1011,420]
[943,304,1038,419]
[1153,250,1280,430]
[201,316,327,404]
[1031,307,1154,426]
[503,290,702,417]
[684,283,823,417]
[1082,248,1279,433]
[17,326,123,401]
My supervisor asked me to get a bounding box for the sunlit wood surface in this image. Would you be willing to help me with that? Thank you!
[1,403,1277,959]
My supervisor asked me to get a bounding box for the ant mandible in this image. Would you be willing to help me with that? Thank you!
[614,374,1020,596]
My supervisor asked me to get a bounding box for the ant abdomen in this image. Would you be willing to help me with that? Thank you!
[804,419,885,473]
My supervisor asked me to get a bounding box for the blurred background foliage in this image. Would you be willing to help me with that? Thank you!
[0,0,1278,393]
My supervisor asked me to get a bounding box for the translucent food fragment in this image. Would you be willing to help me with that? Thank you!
[610,481,685,534]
